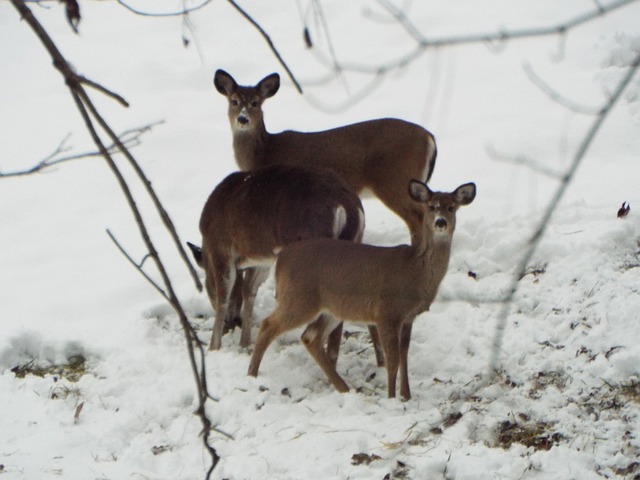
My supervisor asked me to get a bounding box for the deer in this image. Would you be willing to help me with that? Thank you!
[213,69,438,246]
[198,164,365,352]
[247,179,476,400]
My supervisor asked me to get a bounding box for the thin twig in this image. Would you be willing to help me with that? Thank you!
[305,0,638,103]
[488,50,640,376]
[74,86,203,292]
[106,229,169,301]
[78,74,130,107]
[0,121,163,178]
[523,63,603,115]
[486,144,565,180]
[115,0,213,17]
[226,0,303,94]
[9,1,219,475]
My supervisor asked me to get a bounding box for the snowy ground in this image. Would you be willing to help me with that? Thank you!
[1,1,640,479]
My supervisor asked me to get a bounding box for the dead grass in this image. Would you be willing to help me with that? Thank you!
[10,354,87,383]
[495,416,563,451]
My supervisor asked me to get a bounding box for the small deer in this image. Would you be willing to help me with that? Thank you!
[213,69,437,244]
[198,164,364,351]
[247,180,476,400]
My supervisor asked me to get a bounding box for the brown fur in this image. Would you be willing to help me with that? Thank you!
[214,69,437,244]
[247,181,476,400]
[199,165,364,351]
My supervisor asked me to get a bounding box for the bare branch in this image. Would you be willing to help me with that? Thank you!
[486,143,565,180]
[304,71,386,113]
[115,0,213,17]
[78,74,130,107]
[523,63,603,114]
[106,229,169,301]
[305,0,638,93]
[225,0,303,94]
[0,121,163,178]
[488,50,640,377]
[375,0,425,44]
[9,1,218,475]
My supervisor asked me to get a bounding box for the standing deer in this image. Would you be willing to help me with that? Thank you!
[213,69,437,244]
[198,164,364,351]
[247,180,476,400]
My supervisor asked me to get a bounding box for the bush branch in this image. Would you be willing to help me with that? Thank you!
[488,50,640,376]
[0,121,162,178]
[9,1,218,475]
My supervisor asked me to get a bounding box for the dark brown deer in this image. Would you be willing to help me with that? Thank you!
[213,69,437,245]
[199,164,364,351]
[247,180,476,400]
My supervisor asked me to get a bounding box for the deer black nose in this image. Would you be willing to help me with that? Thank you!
[238,115,249,125]
[435,218,447,229]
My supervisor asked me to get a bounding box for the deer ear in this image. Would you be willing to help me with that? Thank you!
[257,73,280,99]
[454,183,476,205]
[214,69,237,96]
[408,179,431,204]
[186,241,203,268]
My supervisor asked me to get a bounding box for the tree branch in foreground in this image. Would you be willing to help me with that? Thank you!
[425,49,640,435]
[9,1,218,476]
[307,0,638,107]
[489,51,640,384]
[0,121,163,178]
[225,0,303,94]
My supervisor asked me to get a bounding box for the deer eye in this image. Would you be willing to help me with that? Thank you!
[447,206,455,212]
[429,206,437,212]
[251,100,259,108]
[231,99,239,106]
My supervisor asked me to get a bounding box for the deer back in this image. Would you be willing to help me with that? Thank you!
[199,165,364,266]
[213,70,437,217]
[272,181,476,324]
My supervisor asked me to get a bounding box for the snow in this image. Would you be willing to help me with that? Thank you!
[1,1,640,479]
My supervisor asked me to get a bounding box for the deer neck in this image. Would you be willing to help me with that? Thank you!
[413,233,453,293]
[231,124,270,171]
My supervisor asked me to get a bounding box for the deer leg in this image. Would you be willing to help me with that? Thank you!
[368,325,385,367]
[209,262,237,351]
[239,267,269,348]
[399,322,413,401]
[377,321,400,399]
[248,309,297,377]
[225,271,244,333]
[301,316,349,393]
[325,319,343,369]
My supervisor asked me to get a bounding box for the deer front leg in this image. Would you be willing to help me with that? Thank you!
[377,320,401,399]
[248,308,298,377]
[399,321,413,401]
[209,262,237,351]
[301,315,349,393]
[239,267,269,348]
[368,325,385,367]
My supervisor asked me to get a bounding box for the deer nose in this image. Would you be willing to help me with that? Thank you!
[435,218,447,229]
[237,114,249,125]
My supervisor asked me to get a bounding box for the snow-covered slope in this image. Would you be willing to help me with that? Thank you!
[1,1,639,478]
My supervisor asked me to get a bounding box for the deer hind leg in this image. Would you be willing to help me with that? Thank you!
[225,271,244,333]
[325,319,343,369]
[209,262,237,351]
[368,325,385,367]
[398,321,413,401]
[239,267,269,348]
[376,320,401,399]
[301,315,349,393]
